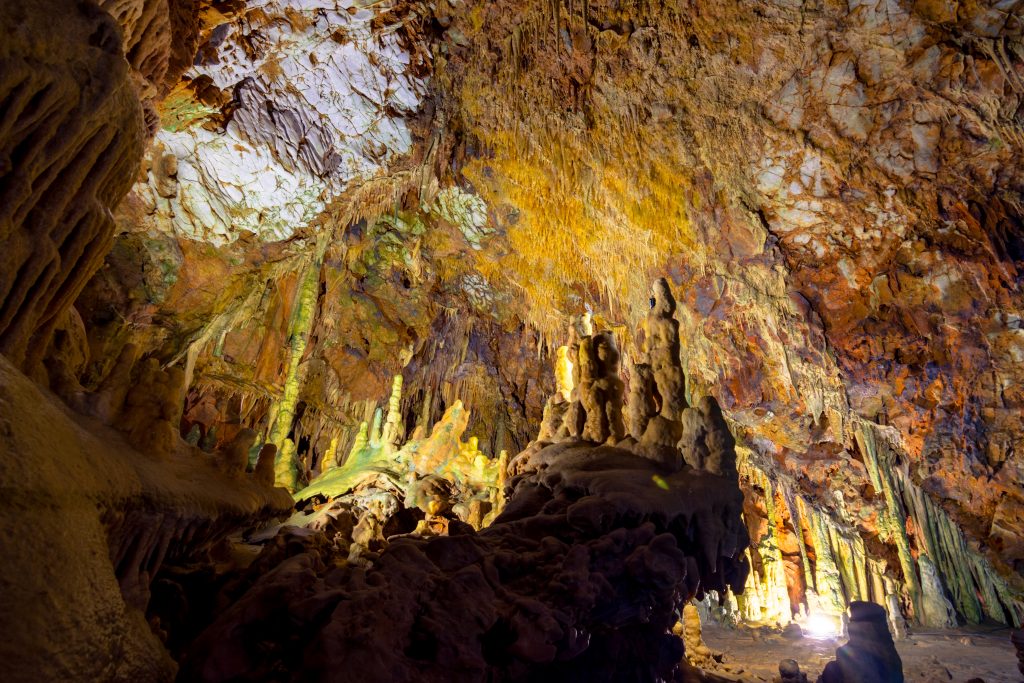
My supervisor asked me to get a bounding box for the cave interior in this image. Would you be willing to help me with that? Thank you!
[2,1,1024,681]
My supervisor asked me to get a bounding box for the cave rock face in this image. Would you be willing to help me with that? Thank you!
[125,0,430,244]
[178,296,750,682]
[179,441,749,683]
[0,0,146,371]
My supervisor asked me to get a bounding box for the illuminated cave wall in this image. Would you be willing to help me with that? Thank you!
[31,0,1024,634]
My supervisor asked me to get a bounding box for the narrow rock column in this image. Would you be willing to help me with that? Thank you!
[856,424,923,623]
[268,232,329,491]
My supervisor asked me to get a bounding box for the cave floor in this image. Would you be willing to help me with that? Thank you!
[701,624,1018,682]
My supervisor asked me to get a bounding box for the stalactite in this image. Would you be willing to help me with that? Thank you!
[803,500,848,619]
[894,463,1024,627]
[856,419,1024,628]
[267,233,329,492]
[779,485,815,612]
[735,453,793,625]
[855,422,923,623]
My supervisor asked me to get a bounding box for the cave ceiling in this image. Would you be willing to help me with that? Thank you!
[74,0,1024,602]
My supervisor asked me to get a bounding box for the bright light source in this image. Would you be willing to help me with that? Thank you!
[804,612,840,639]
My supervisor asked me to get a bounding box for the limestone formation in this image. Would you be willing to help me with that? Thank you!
[626,361,658,440]
[579,331,627,444]
[221,429,257,478]
[0,355,293,683]
[3,0,1024,681]
[818,602,904,683]
[678,602,717,669]
[120,357,187,458]
[178,427,750,682]
[293,393,507,536]
[646,278,687,420]
[253,443,278,489]
[680,395,738,478]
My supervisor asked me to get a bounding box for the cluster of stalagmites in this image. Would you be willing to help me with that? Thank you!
[529,279,737,480]
[281,374,509,549]
[167,280,750,682]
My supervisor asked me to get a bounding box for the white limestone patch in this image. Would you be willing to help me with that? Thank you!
[430,187,492,250]
[140,0,428,244]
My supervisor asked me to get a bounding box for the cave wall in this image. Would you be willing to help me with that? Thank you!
[428,0,1024,624]
[2,0,1022,655]
[67,0,1024,626]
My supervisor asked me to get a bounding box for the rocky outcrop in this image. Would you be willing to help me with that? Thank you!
[177,411,749,683]
[0,0,146,375]
[0,0,207,379]
[168,285,748,681]
[818,602,904,683]
[0,354,292,682]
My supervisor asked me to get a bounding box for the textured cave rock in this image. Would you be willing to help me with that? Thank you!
[0,0,205,379]
[176,291,750,683]
[429,0,1024,626]
[0,355,292,682]
[43,2,1024,632]
[177,442,749,683]
[119,0,432,244]
[1,0,1024,681]
[818,602,904,683]
[0,0,145,374]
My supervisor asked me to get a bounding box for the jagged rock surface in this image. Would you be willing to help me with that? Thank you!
[178,441,748,682]
[0,0,145,373]
[818,602,904,683]
[0,355,292,682]
[176,297,749,682]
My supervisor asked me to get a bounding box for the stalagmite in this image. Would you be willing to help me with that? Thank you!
[221,428,257,477]
[678,603,716,668]
[579,331,626,443]
[646,278,687,420]
[253,443,278,488]
[268,236,328,490]
[819,602,904,683]
[625,361,658,440]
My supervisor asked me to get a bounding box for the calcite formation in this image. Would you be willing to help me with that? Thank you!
[174,294,750,682]
[0,0,145,373]
[0,354,292,682]
[818,602,904,683]
[123,0,432,244]
[2,0,1024,680]
[291,374,507,538]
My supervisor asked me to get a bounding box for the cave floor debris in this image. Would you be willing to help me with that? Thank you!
[701,624,1018,682]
